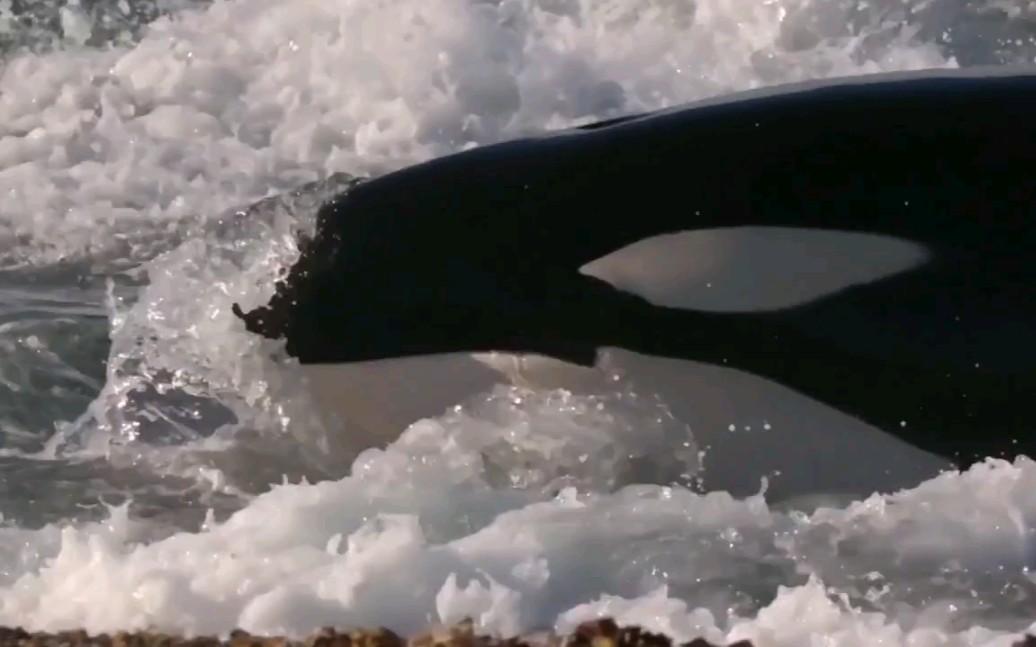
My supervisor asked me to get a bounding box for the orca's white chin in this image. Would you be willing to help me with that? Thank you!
[300,348,952,502]
[299,352,606,454]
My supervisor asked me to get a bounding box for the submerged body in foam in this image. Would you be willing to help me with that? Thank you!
[238,69,1036,500]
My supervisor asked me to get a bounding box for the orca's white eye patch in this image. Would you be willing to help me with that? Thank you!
[580,227,931,312]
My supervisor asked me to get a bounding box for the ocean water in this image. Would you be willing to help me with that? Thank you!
[1,0,1036,642]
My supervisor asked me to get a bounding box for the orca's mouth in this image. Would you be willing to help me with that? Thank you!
[232,301,284,340]
[233,177,363,344]
[232,228,317,343]
[233,225,331,343]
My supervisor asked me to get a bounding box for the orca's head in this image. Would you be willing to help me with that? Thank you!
[230,176,541,365]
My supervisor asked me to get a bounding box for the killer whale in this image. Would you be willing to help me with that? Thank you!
[235,67,1036,498]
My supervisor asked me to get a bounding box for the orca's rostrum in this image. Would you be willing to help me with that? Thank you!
[235,67,1036,499]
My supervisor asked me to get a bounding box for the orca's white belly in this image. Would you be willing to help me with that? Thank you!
[300,347,951,501]
[300,351,609,448]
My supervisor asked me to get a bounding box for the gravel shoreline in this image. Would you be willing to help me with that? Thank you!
[0,619,1032,647]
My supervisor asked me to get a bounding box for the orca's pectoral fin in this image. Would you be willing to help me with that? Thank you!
[615,299,1036,467]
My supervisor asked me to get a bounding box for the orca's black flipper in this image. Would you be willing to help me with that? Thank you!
[766,248,1036,377]
[604,283,1036,467]
[759,248,1036,465]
